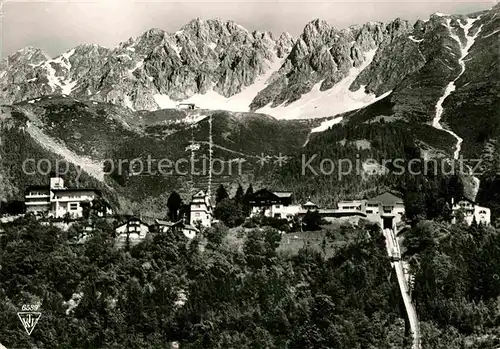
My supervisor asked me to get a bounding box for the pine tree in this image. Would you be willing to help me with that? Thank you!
[215,184,229,206]
[243,184,254,216]
[167,191,182,221]
[234,184,244,206]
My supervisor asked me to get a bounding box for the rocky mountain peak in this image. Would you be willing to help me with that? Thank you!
[305,18,332,33]
[302,19,336,45]
[7,47,50,66]
[276,32,294,58]
[143,28,167,38]
[0,5,496,122]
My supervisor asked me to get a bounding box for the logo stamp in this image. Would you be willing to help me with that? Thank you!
[17,304,42,335]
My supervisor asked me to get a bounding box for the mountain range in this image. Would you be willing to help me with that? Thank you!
[0,5,499,216]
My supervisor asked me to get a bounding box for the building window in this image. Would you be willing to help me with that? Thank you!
[69,203,78,210]
[366,210,373,214]
[275,205,281,209]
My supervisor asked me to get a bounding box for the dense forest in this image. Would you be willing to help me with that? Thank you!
[1,217,403,348]
[1,212,500,348]
[404,220,500,348]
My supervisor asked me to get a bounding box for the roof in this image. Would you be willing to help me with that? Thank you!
[156,220,199,232]
[456,196,476,204]
[368,192,403,206]
[273,191,293,198]
[303,201,317,207]
[183,224,199,232]
[193,190,207,198]
[156,219,181,227]
[52,188,102,195]
[115,217,151,229]
[25,185,50,192]
[338,200,364,204]
[25,185,104,199]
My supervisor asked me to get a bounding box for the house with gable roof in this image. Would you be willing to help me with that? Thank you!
[248,189,301,219]
[189,190,213,228]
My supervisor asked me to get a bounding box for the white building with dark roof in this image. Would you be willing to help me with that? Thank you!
[156,219,199,239]
[248,189,301,219]
[189,190,213,228]
[321,192,406,229]
[115,217,151,244]
[24,177,112,219]
[451,197,491,225]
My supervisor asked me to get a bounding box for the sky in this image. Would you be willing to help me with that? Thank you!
[0,0,496,58]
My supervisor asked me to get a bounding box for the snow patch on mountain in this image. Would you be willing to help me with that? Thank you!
[61,80,78,95]
[43,54,78,95]
[124,95,136,111]
[432,17,482,160]
[256,49,391,119]
[128,60,144,75]
[311,116,343,133]
[153,55,284,112]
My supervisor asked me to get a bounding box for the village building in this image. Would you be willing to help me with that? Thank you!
[296,192,405,229]
[363,192,406,229]
[248,189,407,228]
[115,217,151,243]
[337,200,365,212]
[24,177,112,219]
[248,189,301,219]
[451,197,491,225]
[156,220,199,239]
[333,192,405,229]
[189,190,213,228]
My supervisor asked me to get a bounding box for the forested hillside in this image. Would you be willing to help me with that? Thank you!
[0,218,407,348]
[404,220,500,348]
[1,215,500,348]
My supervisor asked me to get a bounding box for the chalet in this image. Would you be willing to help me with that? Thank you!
[115,217,151,243]
[249,189,301,219]
[156,219,199,239]
[189,190,213,228]
[24,177,112,219]
[451,197,491,225]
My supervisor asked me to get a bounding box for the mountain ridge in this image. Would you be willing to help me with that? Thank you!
[3,9,493,117]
